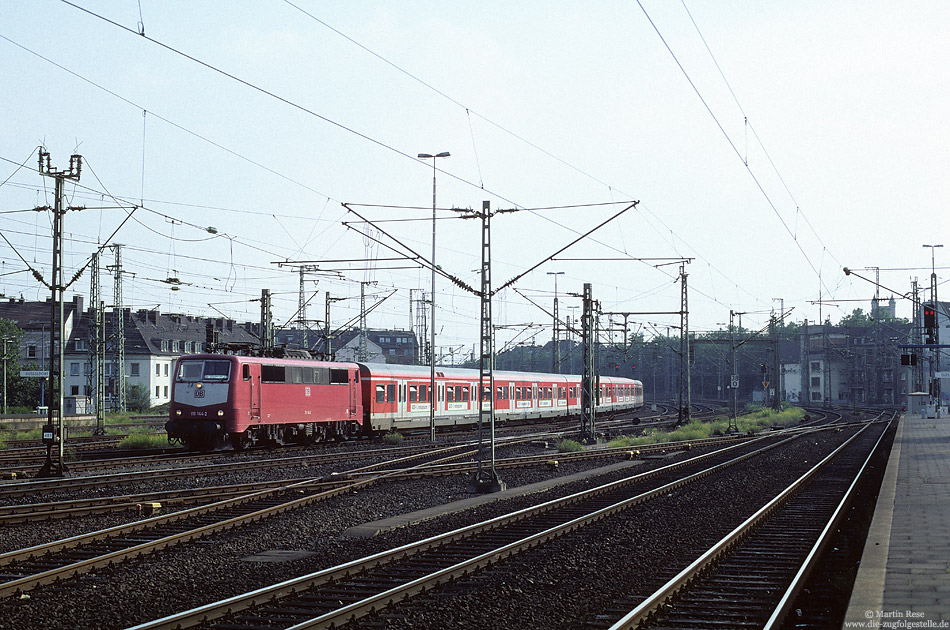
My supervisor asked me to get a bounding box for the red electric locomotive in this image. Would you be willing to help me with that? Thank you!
[167,354,363,450]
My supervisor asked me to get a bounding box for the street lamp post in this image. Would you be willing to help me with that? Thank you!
[418,151,450,441]
[547,271,564,373]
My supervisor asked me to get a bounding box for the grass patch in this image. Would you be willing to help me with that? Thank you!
[382,431,404,445]
[557,439,584,453]
[609,407,807,449]
[117,431,169,449]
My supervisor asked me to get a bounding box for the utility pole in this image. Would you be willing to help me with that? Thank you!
[37,150,81,478]
[470,200,504,493]
[677,263,690,424]
[772,298,784,408]
[107,244,126,412]
[296,265,321,331]
[1,337,10,415]
[322,293,346,360]
[260,289,273,354]
[90,251,105,434]
[358,280,377,362]
[924,244,942,412]
[581,283,598,443]
[547,271,564,374]
[729,310,739,433]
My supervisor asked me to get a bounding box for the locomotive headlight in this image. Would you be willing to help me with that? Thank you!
[196,383,203,389]
[176,409,182,416]
[217,410,225,417]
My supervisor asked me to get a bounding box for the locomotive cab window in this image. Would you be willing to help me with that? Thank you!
[242,364,250,381]
[177,359,231,382]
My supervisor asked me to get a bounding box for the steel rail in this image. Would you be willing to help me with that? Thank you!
[607,421,877,629]
[127,431,810,630]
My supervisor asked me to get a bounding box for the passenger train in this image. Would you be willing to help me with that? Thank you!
[166,354,644,450]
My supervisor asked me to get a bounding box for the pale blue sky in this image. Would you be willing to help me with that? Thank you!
[1,1,948,357]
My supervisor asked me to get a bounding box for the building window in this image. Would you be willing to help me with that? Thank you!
[27,345,36,358]
[811,377,820,386]
[164,363,169,376]
[71,385,79,395]
[810,362,820,372]
[75,339,87,351]
[155,386,160,398]
[83,362,91,375]
[164,385,168,398]
[172,340,181,353]
[811,391,822,401]
[161,340,169,352]
[70,362,80,376]
[130,363,140,377]
[156,363,161,376]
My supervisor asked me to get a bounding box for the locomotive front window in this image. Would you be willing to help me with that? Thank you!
[177,360,231,382]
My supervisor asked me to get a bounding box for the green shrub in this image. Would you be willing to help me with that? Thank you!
[557,439,584,453]
[382,431,404,445]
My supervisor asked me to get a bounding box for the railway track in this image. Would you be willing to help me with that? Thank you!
[0,431,758,524]
[0,440,492,498]
[126,424,849,630]
[601,412,895,629]
[0,440,489,599]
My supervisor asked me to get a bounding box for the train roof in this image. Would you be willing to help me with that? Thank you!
[357,362,641,386]
[180,354,360,369]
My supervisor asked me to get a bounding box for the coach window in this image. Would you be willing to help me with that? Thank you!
[420,384,428,402]
[446,386,455,403]
[496,386,504,401]
[242,364,250,380]
[461,386,469,402]
[399,384,406,403]
[375,385,385,403]
[386,384,396,402]
[409,385,418,403]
